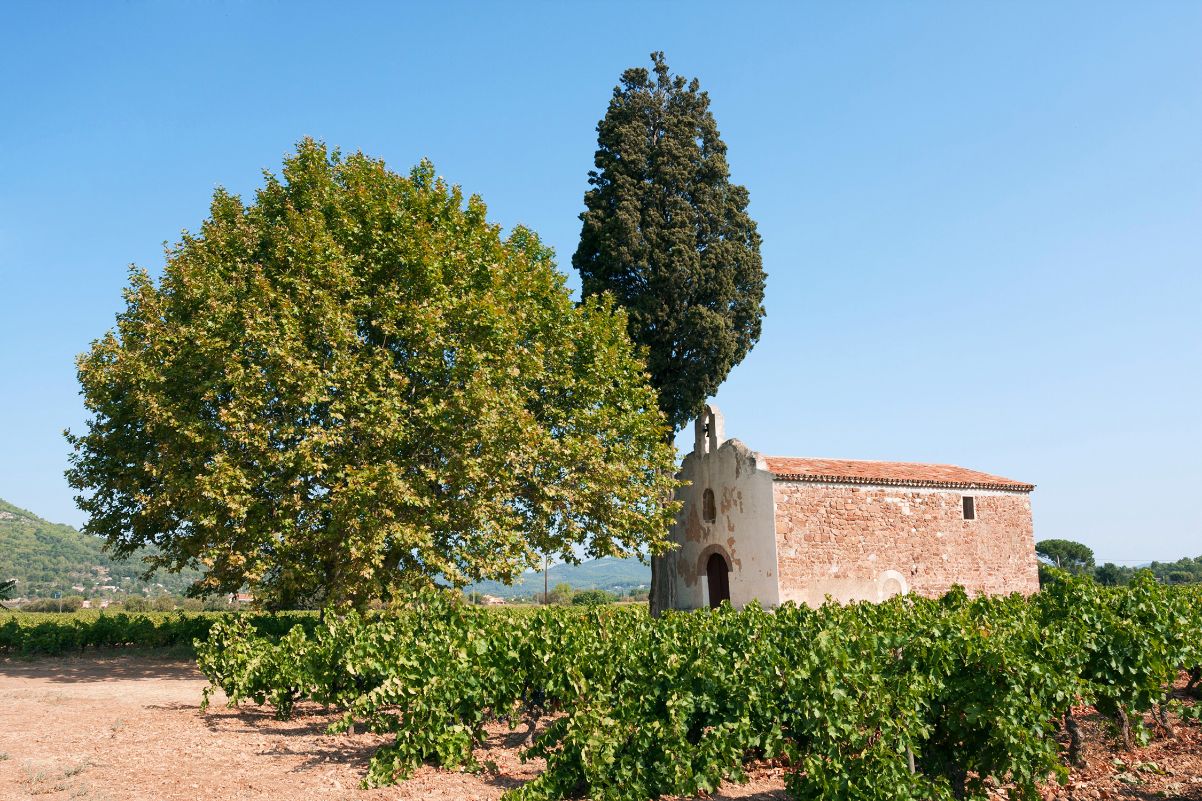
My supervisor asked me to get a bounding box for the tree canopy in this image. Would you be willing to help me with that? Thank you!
[573,52,766,433]
[1035,539,1096,574]
[571,587,617,606]
[1094,557,1202,586]
[67,139,679,609]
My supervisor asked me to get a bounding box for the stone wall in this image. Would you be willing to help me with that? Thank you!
[772,482,1039,606]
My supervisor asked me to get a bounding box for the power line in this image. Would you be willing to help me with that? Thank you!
[1096,558,1200,564]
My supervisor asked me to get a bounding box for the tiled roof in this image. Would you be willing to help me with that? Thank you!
[763,456,1034,492]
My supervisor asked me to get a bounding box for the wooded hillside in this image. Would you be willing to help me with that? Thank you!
[0,498,198,598]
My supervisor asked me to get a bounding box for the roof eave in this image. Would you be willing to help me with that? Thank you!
[770,473,1035,493]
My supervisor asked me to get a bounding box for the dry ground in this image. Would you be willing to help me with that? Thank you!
[0,655,1199,801]
[0,655,785,801]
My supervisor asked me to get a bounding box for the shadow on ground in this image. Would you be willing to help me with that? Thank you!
[198,702,793,799]
[0,655,202,683]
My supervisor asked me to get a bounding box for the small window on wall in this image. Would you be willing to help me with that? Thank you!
[702,488,717,523]
[962,495,976,521]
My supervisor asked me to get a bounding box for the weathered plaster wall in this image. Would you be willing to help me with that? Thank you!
[663,439,779,611]
[773,482,1039,606]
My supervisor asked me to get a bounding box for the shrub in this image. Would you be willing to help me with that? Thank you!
[570,589,615,606]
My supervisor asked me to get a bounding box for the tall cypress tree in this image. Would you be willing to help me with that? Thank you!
[575,53,766,616]
[573,52,767,434]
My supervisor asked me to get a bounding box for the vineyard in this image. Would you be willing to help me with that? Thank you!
[194,574,1202,801]
[0,610,315,655]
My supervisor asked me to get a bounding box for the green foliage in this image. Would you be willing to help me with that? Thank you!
[1094,562,1129,586]
[151,595,177,612]
[120,596,149,612]
[19,595,85,613]
[1036,539,1096,574]
[196,582,1202,801]
[202,595,239,612]
[570,588,615,606]
[547,582,574,605]
[0,498,200,598]
[67,139,680,611]
[0,609,314,656]
[1093,558,1202,586]
[573,52,766,432]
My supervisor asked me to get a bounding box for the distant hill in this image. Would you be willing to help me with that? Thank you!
[466,556,651,599]
[0,497,650,601]
[0,498,199,598]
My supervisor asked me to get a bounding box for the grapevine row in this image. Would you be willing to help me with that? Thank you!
[195,574,1202,801]
[0,610,315,655]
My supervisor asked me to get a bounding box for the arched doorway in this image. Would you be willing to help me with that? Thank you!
[706,552,731,609]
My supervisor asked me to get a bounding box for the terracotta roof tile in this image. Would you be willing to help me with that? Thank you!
[763,456,1034,492]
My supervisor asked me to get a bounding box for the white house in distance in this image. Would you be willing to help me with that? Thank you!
[654,405,1040,611]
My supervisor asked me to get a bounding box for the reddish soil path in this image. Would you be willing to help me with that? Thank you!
[0,656,786,801]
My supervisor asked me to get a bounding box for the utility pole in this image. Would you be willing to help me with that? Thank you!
[543,553,549,605]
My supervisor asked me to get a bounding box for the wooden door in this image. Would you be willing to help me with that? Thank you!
[706,553,730,609]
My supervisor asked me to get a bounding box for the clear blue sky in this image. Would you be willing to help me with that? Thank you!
[1,2,1199,564]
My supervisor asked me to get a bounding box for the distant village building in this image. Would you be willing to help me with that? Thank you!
[656,406,1039,610]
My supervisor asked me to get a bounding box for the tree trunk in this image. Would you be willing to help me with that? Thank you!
[949,765,968,801]
[521,717,540,748]
[521,686,546,747]
[1065,711,1085,767]
[649,552,673,618]
[649,555,662,618]
[649,433,681,618]
[1115,704,1133,751]
[1154,703,1175,738]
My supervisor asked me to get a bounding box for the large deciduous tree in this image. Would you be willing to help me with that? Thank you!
[573,53,766,614]
[67,139,679,610]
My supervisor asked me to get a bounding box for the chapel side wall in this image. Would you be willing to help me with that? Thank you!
[667,442,779,611]
[773,482,1039,606]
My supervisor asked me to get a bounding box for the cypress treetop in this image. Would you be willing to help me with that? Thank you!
[574,52,767,433]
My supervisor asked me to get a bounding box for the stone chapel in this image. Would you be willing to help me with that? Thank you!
[654,405,1040,610]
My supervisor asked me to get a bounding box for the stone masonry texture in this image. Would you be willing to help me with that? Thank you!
[772,481,1039,603]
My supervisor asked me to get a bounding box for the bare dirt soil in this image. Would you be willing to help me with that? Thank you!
[0,655,786,801]
[0,655,1199,801]
[1039,678,1202,801]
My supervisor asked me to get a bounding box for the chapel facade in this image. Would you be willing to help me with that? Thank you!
[653,405,1040,611]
